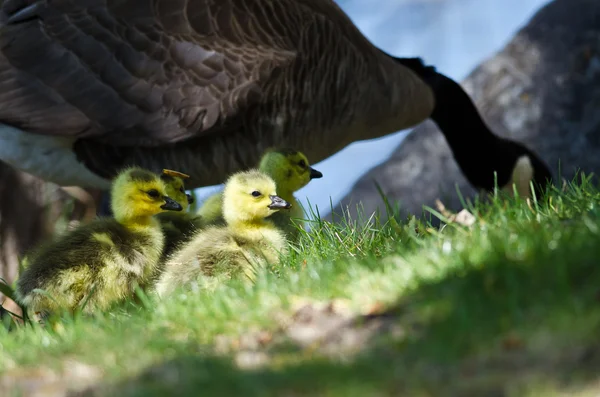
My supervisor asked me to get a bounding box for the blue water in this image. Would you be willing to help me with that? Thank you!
[194,0,551,215]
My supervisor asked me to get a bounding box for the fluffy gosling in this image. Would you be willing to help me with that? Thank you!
[197,148,322,241]
[15,167,182,319]
[155,170,290,297]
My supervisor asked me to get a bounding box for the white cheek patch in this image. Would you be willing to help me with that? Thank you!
[502,155,534,198]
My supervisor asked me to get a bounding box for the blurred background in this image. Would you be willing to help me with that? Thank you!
[193,0,552,217]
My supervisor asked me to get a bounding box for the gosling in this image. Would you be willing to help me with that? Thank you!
[197,148,322,241]
[155,169,205,258]
[155,170,291,297]
[15,167,182,319]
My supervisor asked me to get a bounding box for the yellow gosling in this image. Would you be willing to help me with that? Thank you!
[197,148,322,241]
[15,167,182,319]
[156,169,290,297]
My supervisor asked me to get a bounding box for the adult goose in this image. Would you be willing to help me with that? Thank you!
[0,0,552,198]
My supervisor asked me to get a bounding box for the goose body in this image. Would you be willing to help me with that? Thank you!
[0,0,552,196]
[15,167,183,317]
[155,169,290,297]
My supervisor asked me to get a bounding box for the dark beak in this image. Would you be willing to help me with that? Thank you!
[161,196,183,211]
[309,167,323,179]
[186,193,194,205]
[268,195,291,210]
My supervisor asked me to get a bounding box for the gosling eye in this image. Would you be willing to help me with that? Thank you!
[147,189,160,199]
[251,191,261,197]
[298,159,307,168]
[179,186,185,193]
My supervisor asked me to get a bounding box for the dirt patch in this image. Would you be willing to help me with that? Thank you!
[0,360,103,397]
[209,297,410,370]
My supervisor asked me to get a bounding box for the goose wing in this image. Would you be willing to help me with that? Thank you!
[0,0,313,145]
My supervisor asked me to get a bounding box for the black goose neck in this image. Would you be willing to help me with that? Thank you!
[394,58,497,150]
[392,56,522,189]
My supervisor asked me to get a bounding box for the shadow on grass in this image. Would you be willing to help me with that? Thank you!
[76,320,600,397]
[75,219,600,397]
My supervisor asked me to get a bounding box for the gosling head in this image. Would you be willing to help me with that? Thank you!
[258,148,323,197]
[160,169,194,211]
[222,169,291,225]
[111,167,183,222]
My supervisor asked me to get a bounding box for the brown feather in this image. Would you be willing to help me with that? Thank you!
[0,0,297,141]
[0,0,433,188]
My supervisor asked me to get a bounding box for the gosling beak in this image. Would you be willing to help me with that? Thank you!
[186,193,194,205]
[309,167,323,179]
[268,195,291,210]
[161,196,183,211]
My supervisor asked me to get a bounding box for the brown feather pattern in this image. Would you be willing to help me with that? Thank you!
[0,0,434,188]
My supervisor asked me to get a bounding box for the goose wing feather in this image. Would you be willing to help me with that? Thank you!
[0,0,317,145]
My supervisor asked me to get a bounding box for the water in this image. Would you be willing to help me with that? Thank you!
[194,0,551,215]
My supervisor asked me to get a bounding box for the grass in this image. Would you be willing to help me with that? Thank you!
[2,174,600,396]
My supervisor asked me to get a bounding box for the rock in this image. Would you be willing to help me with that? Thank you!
[329,0,600,224]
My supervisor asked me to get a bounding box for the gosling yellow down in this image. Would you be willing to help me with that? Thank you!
[197,148,322,241]
[155,170,290,297]
[15,167,183,318]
